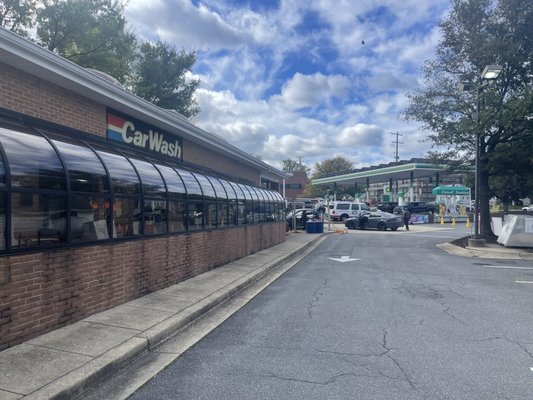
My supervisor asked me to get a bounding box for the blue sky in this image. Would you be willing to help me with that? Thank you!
[124,0,451,172]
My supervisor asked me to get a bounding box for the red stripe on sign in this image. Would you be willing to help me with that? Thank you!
[107,113,125,128]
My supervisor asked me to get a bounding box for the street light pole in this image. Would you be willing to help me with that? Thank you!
[465,64,502,247]
[473,86,481,239]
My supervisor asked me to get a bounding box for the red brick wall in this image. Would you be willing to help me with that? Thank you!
[0,63,107,137]
[184,139,260,185]
[0,223,286,350]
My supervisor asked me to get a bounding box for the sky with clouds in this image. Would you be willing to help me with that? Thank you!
[124,0,451,172]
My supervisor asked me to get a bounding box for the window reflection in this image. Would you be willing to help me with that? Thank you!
[70,196,110,241]
[187,201,204,230]
[168,198,187,232]
[48,135,110,192]
[113,198,141,238]
[230,182,246,225]
[127,157,166,197]
[141,199,168,235]
[0,193,5,249]
[12,193,67,247]
[94,147,141,195]
[0,128,66,190]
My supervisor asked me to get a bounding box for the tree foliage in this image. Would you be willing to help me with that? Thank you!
[132,40,200,118]
[0,0,38,36]
[404,0,533,238]
[301,156,354,198]
[35,0,136,83]
[280,159,310,173]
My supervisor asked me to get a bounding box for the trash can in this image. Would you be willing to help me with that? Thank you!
[306,221,317,233]
[315,221,324,233]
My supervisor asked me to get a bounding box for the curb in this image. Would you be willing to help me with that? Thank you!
[23,234,325,400]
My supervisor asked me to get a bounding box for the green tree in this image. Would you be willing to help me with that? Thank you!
[35,0,136,83]
[0,0,38,36]
[302,156,354,198]
[404,0,533,239]
[280,159,310,173]
[131,40,200,118]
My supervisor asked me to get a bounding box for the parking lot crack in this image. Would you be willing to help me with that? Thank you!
[441,304,466,325]
[307,277,329,319]
[472,335,533,360]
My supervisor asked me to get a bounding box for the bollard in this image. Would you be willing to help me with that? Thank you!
[440,216,444,224]
[452,217,456,226]
[466,218,471,228]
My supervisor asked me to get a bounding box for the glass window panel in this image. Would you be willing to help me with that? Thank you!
[94,147,141,195]
[11,193,67,248]
[229,182,246,224]
[176,169,202,197]
[113,198,141,237]
[206,177,228,200]
[238,184,255,223]
[143,199,168,235]
[0,128,66,190]
[127,157,166,197]
[154,164,186,196]
[255,188,267,222]
[194,173,216,200]
[187,201,204,230]
[0,193,5,249]
[229,181,246,200]
[70,195,110,242]
[219,179,237,199]
[47,134,110,192]
[205,201,217,228]
[168,197,187,232]
[248,186,262,223]
[0,153,5,188]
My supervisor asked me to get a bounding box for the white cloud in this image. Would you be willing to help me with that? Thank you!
[124,0,452,171]
[277,72,351,110]
[338,124,384,147]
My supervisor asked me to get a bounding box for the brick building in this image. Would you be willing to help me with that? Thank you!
[0,28,287,349]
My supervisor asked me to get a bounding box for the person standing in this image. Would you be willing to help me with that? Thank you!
[301,210,308,229]
[403,208,411,230]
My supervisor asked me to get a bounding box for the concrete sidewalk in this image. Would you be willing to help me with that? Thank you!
[0,232,325,400]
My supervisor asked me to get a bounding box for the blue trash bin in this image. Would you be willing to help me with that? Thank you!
[315,221,324,233]
[306,221,317,233]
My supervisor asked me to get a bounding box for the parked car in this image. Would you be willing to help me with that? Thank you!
[286,209,320,230]
[522,205,533,212]
[344,211,404,231]
[376,201,398,213]
[327,201,371,221]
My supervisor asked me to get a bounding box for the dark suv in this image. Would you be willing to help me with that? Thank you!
[397,202,434,214]
[376,201,398,213]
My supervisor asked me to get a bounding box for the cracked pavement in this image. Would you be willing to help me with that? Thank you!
[127,229,533,400]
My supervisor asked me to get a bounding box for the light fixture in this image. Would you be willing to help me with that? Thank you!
[481,65,502,80]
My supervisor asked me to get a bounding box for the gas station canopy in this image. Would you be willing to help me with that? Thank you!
[311,160,449,186]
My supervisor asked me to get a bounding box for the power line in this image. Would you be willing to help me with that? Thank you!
[390,131,403,163]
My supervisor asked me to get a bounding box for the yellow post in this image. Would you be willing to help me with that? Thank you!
[452,217,456,226]
[466,218,471,228]
[440,216,444,224]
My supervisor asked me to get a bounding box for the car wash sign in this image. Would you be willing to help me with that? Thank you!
[107,110,182,160]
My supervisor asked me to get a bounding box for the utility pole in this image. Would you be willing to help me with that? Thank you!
[390,131,403,163]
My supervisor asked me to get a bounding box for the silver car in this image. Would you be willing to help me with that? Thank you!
[344,211,404,231]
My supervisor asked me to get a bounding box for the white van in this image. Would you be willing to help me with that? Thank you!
[327,201,371,221]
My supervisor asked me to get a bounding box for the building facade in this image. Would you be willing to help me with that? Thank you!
[0,28,287,350]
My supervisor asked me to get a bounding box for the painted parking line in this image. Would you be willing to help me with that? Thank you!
[515,281,533,284]
[483,265,533,270]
